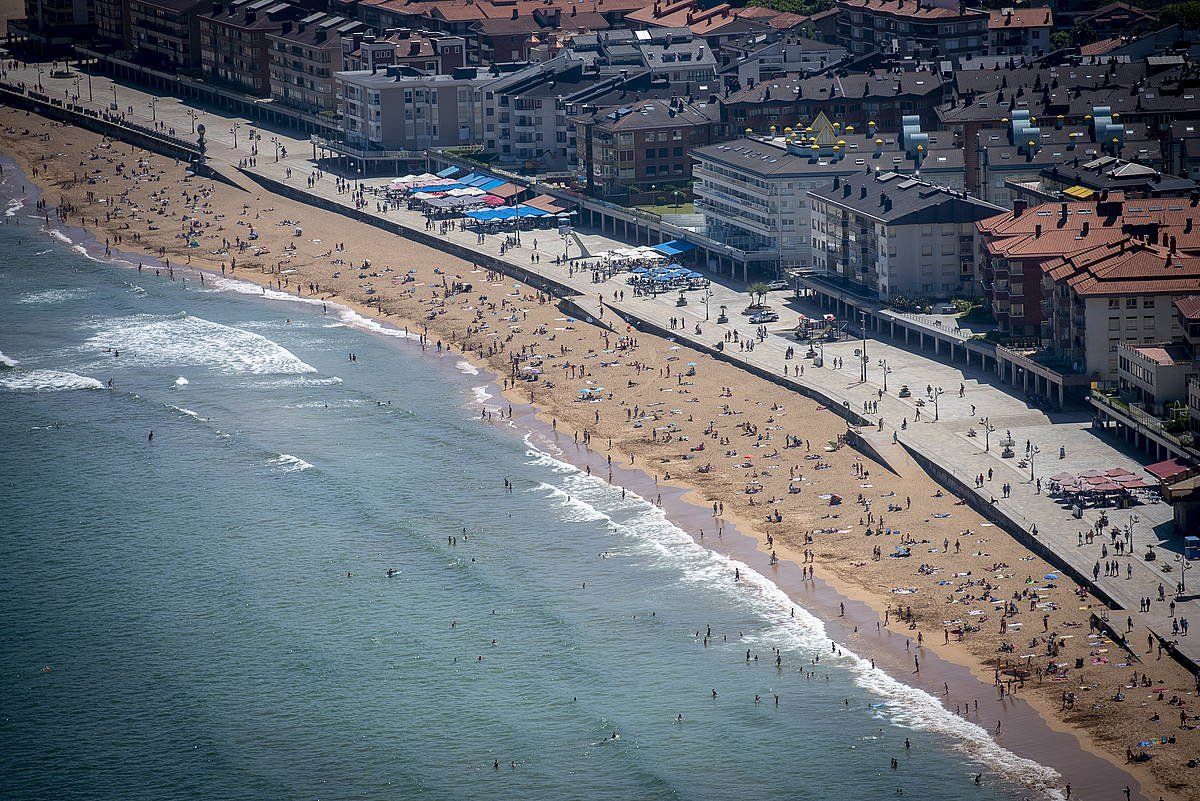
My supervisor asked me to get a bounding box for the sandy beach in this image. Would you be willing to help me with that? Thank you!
[3,109,1197,800]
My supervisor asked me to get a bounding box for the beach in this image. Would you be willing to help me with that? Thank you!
[2,109,1197,800]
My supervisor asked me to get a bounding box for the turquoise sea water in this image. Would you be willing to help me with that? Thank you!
[0,177,1056,800]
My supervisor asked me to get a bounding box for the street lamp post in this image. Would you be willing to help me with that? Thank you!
[147,98,157,121]
[980,417,996,452]
[231,122,240,148]
[1126,514,1140,552]
[187,109,198,134]
[271,136,280,162]
[878,359,892,392]
[932,386,945,421]
[704,288,713,321]
[1027,443,1041,482]
[87,70,93,102]
[1175,554,1192,596]
[110,83,117,110]
[859,310,869,382]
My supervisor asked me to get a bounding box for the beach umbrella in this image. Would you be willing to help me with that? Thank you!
[1078,469,1106,477]
[1092,481,1122,492]
[1049,471,1075,482]
[1105,467,1133,477]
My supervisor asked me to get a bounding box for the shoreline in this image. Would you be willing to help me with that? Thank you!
[13,198,1137,801]
[2,117,1191,799]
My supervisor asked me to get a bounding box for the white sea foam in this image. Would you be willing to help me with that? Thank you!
[72,244,103,262]
[84,313,316,375]
[272,453,314,472]
[253,375,343,389]
[205,275,420,343]
[471,384,494,406]
[529,481,609,523]
[7,197,25,217]
[333,306,420,341]
[18,288,91,305]
[0,350,17,368]
[166,404,208,422]
[521,442,1064,799]
[204,275,326,307]
[33,249,53,256]
[47,229,73,245]
[456,359,480,376]
[173,376,189,388]
[0,369,105,392]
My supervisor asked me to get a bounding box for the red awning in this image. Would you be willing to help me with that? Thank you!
[1145,458,1193,481]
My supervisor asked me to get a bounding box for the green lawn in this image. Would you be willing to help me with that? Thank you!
[632,202,696,216]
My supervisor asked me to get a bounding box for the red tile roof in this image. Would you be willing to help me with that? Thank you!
[837,0,987,21]
[1175,294,1200,320]
[1043,239,1200,297]
[987,8,1051,29]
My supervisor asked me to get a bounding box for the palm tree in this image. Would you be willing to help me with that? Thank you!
[747,282,770,307]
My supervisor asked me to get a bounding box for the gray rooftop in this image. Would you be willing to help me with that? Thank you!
[808,172,1001,224]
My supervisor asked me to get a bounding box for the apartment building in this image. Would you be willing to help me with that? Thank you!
[95,0,131,50]
[623,0,771,50]
[691,113,964,268]
[268,13,364,115]
[1179,296,1200,432]
[563,27,716,83]
[342,30,467,74]
[720,35,850,84]
[835,0,989,58]
[129,0,207,71]
[1116,342,1197,416]
[199,0,303,96]
[574,96,717,199]
[1043,239,1197,380]
[808,171,1001,300]
[720,68,946,132]
[337,66,493,151]
[986,7,1051,56]
[977,192,1200,338]
[12,0,93,49]
[973,108,1162,206]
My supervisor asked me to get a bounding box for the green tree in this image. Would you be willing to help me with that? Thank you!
[748,282,770,306]
[1050,30,1072,50]
[1158,1,1200,28]
[747,0,834,16]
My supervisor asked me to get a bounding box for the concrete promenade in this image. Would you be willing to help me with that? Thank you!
[8,61,1199,671]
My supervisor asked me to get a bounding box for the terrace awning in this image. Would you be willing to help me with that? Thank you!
[653,239,696,257]
[1145,458,1193,482]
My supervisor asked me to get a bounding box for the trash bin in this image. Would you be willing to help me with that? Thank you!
[1185,536,1200,561]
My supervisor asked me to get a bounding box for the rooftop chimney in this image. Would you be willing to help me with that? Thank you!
[1013,199,1026,218]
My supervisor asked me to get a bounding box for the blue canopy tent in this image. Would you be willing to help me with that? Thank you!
[653,239,696,257]
[435,166,460,178]
[466,207,549,222]
[411,182,468,194]
[477,178,507,191]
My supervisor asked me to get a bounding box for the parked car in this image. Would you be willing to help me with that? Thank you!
[749,311,779,324]
[766,280,790,291]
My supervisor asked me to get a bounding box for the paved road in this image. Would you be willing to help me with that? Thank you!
[11,61,1199,668]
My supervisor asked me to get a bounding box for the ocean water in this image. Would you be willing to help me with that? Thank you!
[0,189,1054,800]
